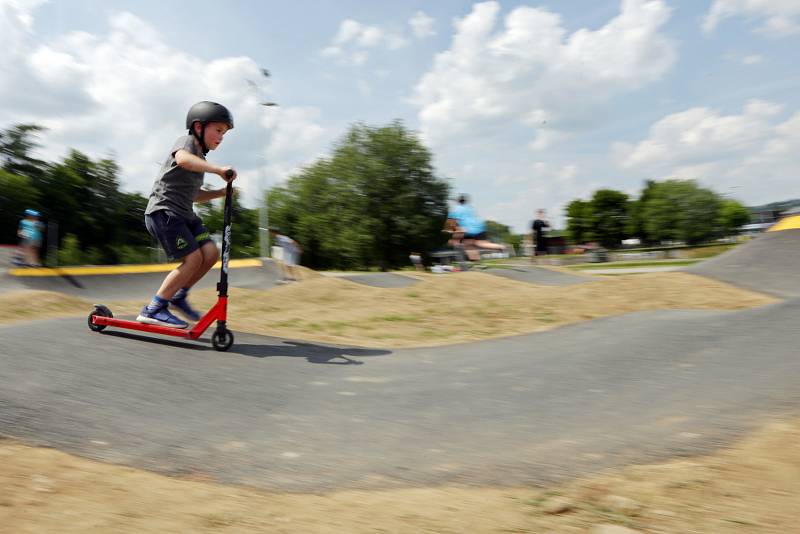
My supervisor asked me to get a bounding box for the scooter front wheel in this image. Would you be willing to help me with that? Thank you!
[212,328,234,351]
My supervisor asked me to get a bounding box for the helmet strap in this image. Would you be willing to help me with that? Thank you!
[191,122,210,155]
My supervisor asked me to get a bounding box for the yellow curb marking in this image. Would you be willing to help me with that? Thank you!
[9,258,263,277]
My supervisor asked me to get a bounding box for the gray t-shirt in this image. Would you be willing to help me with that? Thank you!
[145,135,205,218]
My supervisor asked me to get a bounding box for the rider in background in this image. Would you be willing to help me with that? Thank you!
[445,194,506,262]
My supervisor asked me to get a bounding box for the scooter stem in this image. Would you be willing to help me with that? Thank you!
[217,170,234,298]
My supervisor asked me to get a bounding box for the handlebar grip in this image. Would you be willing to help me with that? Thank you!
[225,169,234,179]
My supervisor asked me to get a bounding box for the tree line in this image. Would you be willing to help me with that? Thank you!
[2,121,754,268]
[565,180,751,248]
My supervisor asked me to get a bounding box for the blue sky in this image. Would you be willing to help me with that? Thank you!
[2,0,799,232]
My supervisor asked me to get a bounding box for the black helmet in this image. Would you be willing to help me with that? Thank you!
[186,101,233,154]
[186,101,234,130]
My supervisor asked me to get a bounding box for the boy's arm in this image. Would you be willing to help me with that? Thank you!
[195,188,227,202]
[175,149,236,181]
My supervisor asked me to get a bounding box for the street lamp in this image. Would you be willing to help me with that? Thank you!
[258,101,278,258]
[248,69,278,259]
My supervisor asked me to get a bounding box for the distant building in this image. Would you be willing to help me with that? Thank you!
[739,222,773,236]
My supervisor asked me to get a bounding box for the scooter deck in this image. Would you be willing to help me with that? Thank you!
[91,297,227,340]
[92,315,201,339]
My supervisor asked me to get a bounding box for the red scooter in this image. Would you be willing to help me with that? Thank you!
[88,171,236,351]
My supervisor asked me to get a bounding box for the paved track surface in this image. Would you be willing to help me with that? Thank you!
[485,265,588,285]
[687,229,800,297]
[1,299,798,491]
[1,233,799,492]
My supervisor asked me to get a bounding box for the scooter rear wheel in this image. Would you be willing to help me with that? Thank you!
[88,305,113,332]
[212,328,234,351]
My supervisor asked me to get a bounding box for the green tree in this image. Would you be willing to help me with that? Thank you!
[717,199,751,235]
[589,189,630,248]
[0,124,47,244]
[0,124,47,180]
[626,180,658,244]
[641,180,722,245]
[0,169,40,243]
[565,199,593,244]
[268,121,450,270]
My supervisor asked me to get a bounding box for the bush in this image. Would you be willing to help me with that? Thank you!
[111,244,154,265]
[56,234,82,266]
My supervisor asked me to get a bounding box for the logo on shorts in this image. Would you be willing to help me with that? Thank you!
[176,236,188,249]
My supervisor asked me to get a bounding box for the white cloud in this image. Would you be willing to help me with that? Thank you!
[409,11,436,38]
[321,18,408,66]
[412,0,676,150]
[614,99,782,168]
[0,4,332,207]
[742,53,765,64]
[613,99,800,205]
[726,52,766,64]
[703,0,800,36]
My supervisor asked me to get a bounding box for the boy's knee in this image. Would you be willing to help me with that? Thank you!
[182,250,203,269]
[202,244,219,266]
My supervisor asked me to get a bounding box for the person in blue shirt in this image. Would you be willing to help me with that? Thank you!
[445,194,506,261]
[15,209,44,267]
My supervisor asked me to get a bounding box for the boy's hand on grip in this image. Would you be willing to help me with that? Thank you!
[220,166,237,182]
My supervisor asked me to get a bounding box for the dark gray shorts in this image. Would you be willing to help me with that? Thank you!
[464,231,487,240]
[145,210,212,260]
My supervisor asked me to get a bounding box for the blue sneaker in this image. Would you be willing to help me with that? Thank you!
[136,304,188,329]
[170,296,201,321]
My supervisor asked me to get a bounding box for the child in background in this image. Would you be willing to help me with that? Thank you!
[269,227,302,283]
[409,252,424,272]
[15,209,44,267]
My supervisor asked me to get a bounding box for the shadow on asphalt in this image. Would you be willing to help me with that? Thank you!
[229,341,390,364]
[100,330,391,364]
[100,330,205,350]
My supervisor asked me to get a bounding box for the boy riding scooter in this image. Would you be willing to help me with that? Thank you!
[137,101,237,329]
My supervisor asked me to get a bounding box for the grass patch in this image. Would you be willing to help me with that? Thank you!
[377,314,421,323]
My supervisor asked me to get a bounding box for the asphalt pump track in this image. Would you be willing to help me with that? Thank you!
[1,231,800,492]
